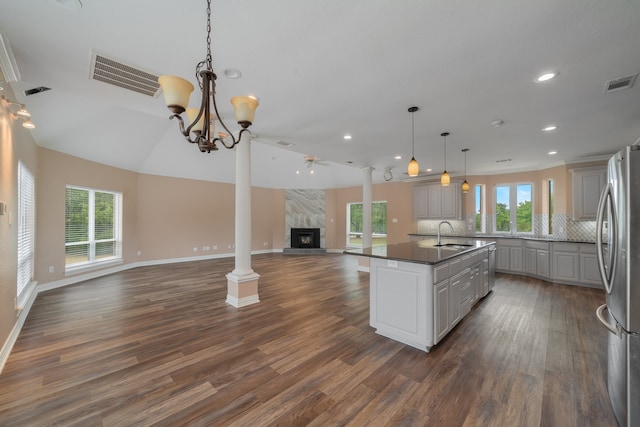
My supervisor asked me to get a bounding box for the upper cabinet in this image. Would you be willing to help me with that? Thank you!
[571,166,607,220]
[414,182,462,219]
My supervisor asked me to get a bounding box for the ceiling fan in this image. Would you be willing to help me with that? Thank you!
[296,155,329,175]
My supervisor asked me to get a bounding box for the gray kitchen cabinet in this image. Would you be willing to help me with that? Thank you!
[571,166,606,220]
[413,185,429,218]
[413,182,461,219]
[495,239,523,273]
[524,240,550,279]
[434,279,450,343]
[579,244,602,286]
[525,247,537,276]
[449,273,462,328]
[552,242,580,283]
[496,245,510,271]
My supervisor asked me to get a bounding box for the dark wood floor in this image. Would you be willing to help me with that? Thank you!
[0,254,617,426]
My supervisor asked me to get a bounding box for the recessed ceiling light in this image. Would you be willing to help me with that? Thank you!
[222,68,242,79]
[536,72,557,82]
[426,168,432,172]
[491,120,504,127]
[394,155,402,160]
[343,134,352,140]
[296,170,300,175]
[548,151,558,155]
[543,125,557,132]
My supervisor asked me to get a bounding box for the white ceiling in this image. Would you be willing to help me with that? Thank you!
[1,0,639,189]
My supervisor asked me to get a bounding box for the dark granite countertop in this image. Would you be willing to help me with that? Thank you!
[407,234,596,245]
[343,238,496,265]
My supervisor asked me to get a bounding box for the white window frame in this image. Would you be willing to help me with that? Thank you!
[65,185,123,274]
[17,161,36,304]
[494,182,534,235]
[475,184,486,233]
[346,201,387,249]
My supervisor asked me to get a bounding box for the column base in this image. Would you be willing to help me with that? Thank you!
[225,271,261,307]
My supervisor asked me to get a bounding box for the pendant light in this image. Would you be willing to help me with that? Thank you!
[461,148,470,193]
[440,132,450,186]
[407,107,419,177]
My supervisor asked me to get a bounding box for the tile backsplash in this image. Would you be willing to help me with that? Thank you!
[417,213,597,242]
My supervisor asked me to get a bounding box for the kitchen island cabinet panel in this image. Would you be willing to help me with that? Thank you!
[351,238,496,352]
[370,260,431,350]
[434,279,450,344]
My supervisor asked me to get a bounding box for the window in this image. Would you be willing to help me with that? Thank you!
[542,179,553,234]
[65,186,122,271]
[494,183,533,234]
[547,179,554,234]
[17,162,35,299]
[346,201,387,248]
[475,184,485,233]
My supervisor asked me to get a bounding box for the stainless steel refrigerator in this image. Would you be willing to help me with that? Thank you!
[595,145,640,427]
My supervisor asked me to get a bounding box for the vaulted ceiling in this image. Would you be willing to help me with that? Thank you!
[2,0,639,188]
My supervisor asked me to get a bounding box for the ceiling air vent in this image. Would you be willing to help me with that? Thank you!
[89,51,161,97]
[605,74,637,93]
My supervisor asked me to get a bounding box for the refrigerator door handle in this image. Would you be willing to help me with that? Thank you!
[596,304,620,336]
[596,182,617,294]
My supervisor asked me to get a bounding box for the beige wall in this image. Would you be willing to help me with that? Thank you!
[0,86,39,351]
[36,148,140,282]
[332,181,416,248]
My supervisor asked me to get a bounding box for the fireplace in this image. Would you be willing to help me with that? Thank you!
[291,228,321,249]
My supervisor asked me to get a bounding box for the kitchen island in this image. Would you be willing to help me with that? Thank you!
[344,238,496,352]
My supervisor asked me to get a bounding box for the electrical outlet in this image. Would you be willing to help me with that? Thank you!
[203,246,210,251]
[392,218,398,223]
[136,250,141,256]
[213,245,218,250]
[48,266,54,273]
[193,247,198,252]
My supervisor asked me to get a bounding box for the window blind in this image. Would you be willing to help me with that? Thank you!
[17,161,35,298]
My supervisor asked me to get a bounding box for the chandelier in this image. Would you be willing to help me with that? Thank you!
[157,0,258,153]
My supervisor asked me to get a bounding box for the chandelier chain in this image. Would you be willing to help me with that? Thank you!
[206,0,213,69]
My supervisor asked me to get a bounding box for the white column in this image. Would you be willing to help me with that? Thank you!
[362,167,373,249]
[226,133,260,307]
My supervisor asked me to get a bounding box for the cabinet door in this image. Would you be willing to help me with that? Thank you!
[580,253,603,287]
[449,274,461,327]
[434,280,450,344]
[509,247,523,272]
[441,183,460,219]
[524,247,537,275]
[537,250,550,278]
[553,251,579,283]
[572,167,606,220]
[413,185,428,219]
[427,185,442,218]
[496,246,510,271]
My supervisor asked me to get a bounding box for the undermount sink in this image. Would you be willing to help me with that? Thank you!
[433,243,474,249]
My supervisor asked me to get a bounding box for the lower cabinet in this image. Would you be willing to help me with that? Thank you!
[495,239,523,273]
[434,279,450,343]
[433,252,490,345]
[552,243,580,283]
[524,241,550,279]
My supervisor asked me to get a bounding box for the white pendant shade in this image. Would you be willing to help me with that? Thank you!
[230,96,259,124]
[462,180,470,193]
[158,75,194,110]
